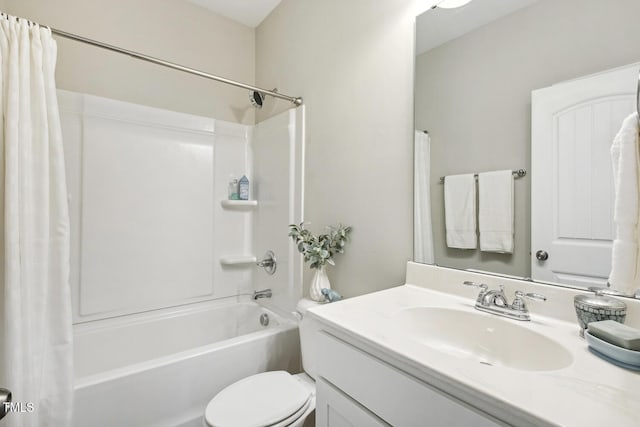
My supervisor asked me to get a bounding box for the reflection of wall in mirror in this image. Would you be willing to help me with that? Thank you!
[415,0,640,277]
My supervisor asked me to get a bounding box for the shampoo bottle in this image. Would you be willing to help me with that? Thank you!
[238,175,250,200]
[228,178,239,200]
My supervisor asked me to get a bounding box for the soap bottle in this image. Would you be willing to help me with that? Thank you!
[228,178,239,200]
[238,175,250,200]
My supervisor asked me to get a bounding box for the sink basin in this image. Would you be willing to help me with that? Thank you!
[392,307,573,371]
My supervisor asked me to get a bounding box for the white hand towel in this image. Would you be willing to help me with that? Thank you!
[444,174,477,249]
[609,112,640,296]
[478,170,514,253]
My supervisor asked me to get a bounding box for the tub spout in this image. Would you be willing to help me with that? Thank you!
[253,289,272,300]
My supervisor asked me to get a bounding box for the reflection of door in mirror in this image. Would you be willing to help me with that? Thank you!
[531,64,638,287]
[414,0,640,293]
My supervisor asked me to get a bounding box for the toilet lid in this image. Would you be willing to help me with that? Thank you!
[205,371,312,427]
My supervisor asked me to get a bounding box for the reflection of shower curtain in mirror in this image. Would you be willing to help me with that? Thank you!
[414,131,435,264]
[0,15,73,427]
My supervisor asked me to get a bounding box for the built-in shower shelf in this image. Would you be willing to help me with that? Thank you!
[220,256,257,266]
[220,200,258,209]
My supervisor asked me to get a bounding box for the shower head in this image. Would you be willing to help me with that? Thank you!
[250,91,266,109]
[249,88,277,109]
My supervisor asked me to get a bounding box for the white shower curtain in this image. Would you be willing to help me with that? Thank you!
[0,16,73,427]
[414,131,435,264]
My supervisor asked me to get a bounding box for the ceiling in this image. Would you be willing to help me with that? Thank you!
[416,0,540,55]
[186,0,283,28]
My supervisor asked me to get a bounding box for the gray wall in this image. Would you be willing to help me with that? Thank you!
[255,0,417,298]
[415,0,640,277]
[0,0,419,299]
[2,0,256,124]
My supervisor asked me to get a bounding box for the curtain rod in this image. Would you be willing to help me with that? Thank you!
[48,27,303,106]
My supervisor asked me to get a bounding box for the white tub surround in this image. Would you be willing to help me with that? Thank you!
[60,90,253,321]
[308,262,640,427]
[60,90,305,323]
[73,301,299,427]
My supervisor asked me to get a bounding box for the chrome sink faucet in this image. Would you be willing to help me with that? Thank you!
[463,281,546,321]
[481,286,509,308]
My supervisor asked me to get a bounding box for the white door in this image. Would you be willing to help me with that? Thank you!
[531,63,638,287]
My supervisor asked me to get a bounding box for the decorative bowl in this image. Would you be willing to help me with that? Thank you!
[574,293,626,337]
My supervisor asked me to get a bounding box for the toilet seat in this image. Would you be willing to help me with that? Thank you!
[264,398,312,427]
[205,371,312,427]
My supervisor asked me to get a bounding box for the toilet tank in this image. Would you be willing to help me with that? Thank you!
[296,299,323,381]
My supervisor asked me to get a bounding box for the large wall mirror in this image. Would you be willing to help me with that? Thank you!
[414,0,640,295]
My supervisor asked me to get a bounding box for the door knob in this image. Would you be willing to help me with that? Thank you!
[536,250,549,261]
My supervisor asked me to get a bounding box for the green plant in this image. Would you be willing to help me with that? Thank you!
[288,222,352,269]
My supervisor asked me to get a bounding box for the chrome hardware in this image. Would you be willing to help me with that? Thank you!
[511,291,547,318]
[253,289,272,300]
[259,313,270,326]
[463,281,488,305]
[439,169,526,184]
[481,285,509,308]
[0,388,11,420]
[589,285,637,298]
[256,250,277,275]
[535,250,549,261]
[463,283,546,321]
[43,24,304,106]
[463,280,485,287]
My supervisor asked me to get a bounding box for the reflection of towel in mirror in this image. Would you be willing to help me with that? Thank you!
[478,170,514,253]
[444,174,477,249]
[609,112,640,296]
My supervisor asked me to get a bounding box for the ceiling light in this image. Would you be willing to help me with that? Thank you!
[437,0,473,9]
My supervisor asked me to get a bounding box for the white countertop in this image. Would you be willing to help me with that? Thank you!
[308,267,640,427]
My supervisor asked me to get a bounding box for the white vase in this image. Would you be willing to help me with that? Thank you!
[309,265,330,302]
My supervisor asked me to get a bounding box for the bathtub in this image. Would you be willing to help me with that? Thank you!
[73,300,300,427]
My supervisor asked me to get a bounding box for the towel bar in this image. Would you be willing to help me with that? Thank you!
[439,169,526,184]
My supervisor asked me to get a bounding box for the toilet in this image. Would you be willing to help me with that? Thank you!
[203,299,321,427]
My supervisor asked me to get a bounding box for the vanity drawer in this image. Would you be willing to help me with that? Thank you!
[317,331,501,427]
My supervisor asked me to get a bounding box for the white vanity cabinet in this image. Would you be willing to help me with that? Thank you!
[308,267,640,427]
[315,330,502,427]
[316,379,389,427]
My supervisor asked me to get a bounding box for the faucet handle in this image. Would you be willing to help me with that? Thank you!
[463,281,488,305]
[515,290,547,301]
[463,281,488,290]
[256,250,277,275]
[512,290,546,312]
